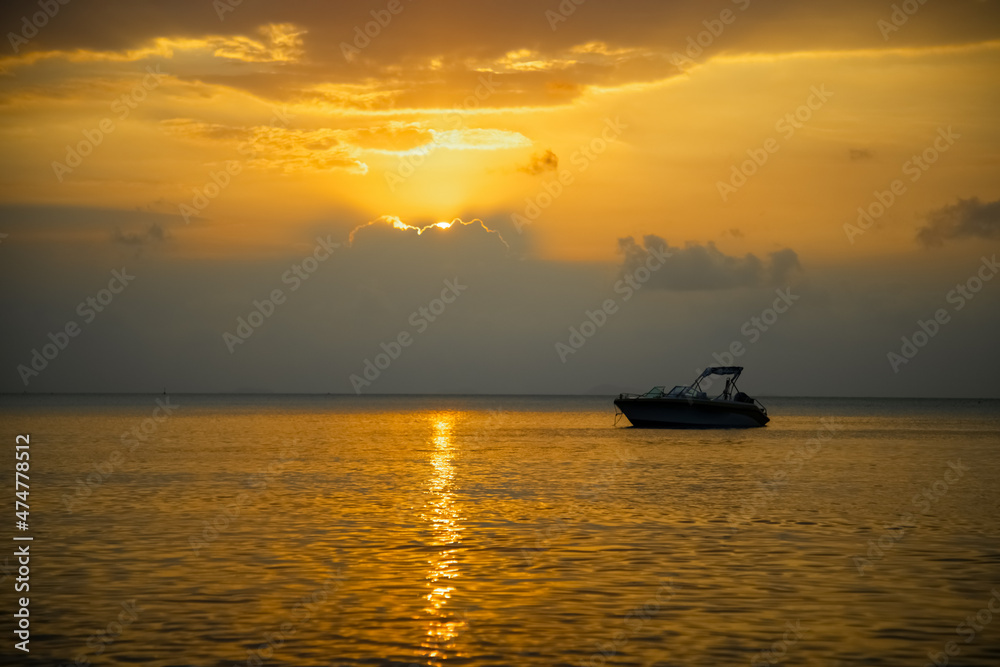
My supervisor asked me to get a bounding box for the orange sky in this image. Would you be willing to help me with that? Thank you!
[1,0,998,395]
[1,2,997,263]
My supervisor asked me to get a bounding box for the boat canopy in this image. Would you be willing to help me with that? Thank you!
[698,366,743,378]
[691,366,744,399]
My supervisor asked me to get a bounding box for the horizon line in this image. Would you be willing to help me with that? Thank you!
[2,392,998,400]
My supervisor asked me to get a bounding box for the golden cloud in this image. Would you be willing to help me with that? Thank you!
[161,119,367,174]
[0,23,306,73]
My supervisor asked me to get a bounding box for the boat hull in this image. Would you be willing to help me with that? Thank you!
[614,397,769,428]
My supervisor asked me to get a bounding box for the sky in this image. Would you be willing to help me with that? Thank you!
[0,0,998,396]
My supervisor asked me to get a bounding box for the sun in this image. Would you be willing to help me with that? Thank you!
[388,217,452,235]
[347,216,509,247]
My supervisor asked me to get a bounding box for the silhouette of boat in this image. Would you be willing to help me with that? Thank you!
[614,366,769,428]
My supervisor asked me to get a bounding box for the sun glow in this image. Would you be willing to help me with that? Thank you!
[390,217,455,235]
[347,216,509,248]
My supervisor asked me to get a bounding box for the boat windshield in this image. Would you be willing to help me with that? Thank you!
[665,385,706,398]
[640,386,666,397]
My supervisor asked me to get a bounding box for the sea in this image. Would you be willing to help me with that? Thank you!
[1,394,998,666]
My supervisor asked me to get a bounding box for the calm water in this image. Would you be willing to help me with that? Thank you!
[1,395,999,666]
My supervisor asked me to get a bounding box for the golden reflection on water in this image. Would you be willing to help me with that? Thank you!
[420,413,467,660]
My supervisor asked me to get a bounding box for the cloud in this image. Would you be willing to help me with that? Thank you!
[347,216,510,250]
[0,23,306,73]
[519,149,559,175]
[849,148,873,160]
[162,119,369,174]
[349,122,435,152]
[917,197,1000,247]
[211,23,305,63]
[618,234,800,290]
[4,3,998,113]
[0,204,181,248]
[2,206,996,398]
[428,129,531,151]
[112,222,168,247]
[297,83,404,113]
[244,126,369,173]
[473,44,660,75]
[768,248,801,285]
[162,117,527,172]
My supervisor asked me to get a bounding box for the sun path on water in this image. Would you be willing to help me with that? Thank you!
[347,216,509,248]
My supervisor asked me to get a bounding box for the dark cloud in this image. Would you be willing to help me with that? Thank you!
[618,234,800,290]
[113,223,168,247]
[849,148,873,161]
[519,149,559,175]
[2,205,997,397]
[917,197,1000,247]
[3,1,998,108]
[0,204,179,247]
[768,248,801,285]
[0,207,575,394]
[5,0,998,56]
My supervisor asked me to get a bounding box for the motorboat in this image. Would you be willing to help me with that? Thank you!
[614,366,769,428]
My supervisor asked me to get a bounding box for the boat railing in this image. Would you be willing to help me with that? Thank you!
[618,390,766,414]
